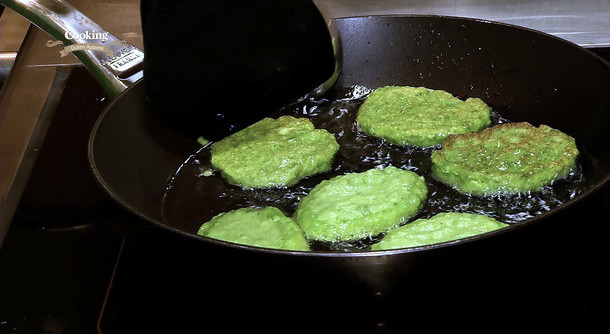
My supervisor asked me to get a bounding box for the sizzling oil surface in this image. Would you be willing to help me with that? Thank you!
[162,85,585,252]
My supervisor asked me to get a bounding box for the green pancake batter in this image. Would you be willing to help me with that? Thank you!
[431,122,579,195]
[197,206,310,251]
[371,212,508,250]
[357,86,491,147]
[294,166,428,242]
[211,115,339,188]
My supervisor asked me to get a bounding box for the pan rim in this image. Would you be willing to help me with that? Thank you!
[333,14,610,68]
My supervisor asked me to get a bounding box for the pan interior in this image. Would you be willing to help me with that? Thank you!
[161,84,588,252]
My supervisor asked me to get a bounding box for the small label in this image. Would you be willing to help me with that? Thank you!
[106,48,144,72]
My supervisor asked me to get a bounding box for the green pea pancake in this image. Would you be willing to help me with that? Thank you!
[356,86,491,147]
[197,207,310,251]
[211,115,339,188]
[294,166,428,242]
[431,122,579,195]
[371,212,508,250]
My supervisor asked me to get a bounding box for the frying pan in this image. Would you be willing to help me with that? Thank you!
[91,14,610,297]
[5,0,610,299]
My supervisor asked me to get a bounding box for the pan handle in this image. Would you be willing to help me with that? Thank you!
[0,0,143,98]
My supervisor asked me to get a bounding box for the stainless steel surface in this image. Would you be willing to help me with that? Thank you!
[0,52,17,87]
[0,8,30,90]
[315,0,610,47]
[0,0,143,97]
[0,7,30,52]
[0,0,143,247]
[0,26,72,247]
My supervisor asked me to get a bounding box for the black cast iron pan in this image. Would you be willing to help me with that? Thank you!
[90,14,609,256]
[6,0,610,296]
